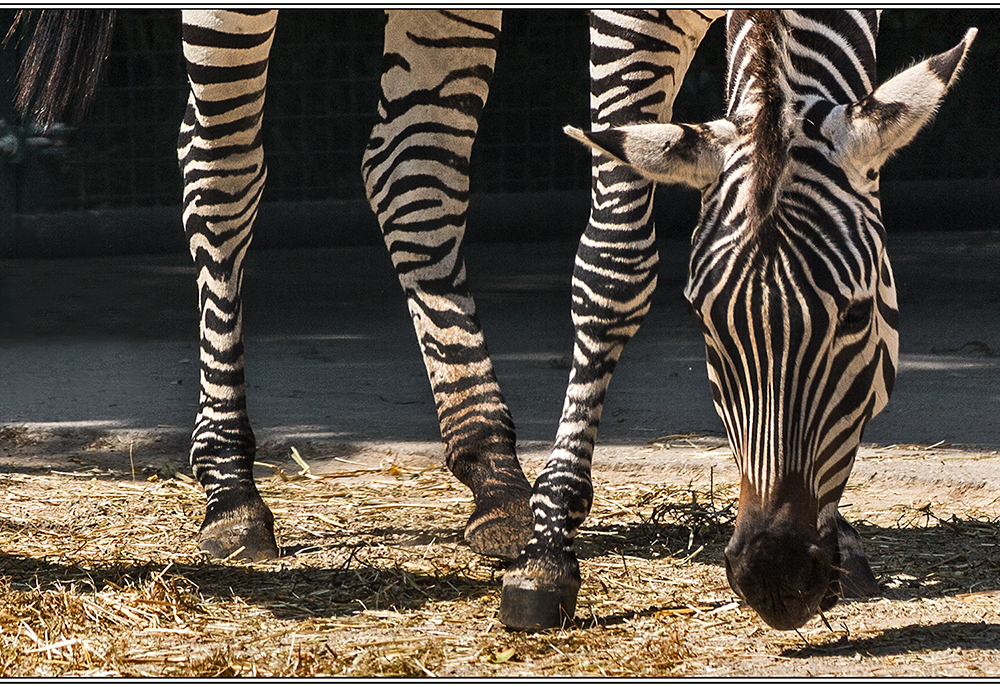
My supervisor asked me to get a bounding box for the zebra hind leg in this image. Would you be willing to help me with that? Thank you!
[180,9,280,562]
[363,10,532,561]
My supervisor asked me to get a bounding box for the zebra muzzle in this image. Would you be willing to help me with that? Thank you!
[723,494,834,631]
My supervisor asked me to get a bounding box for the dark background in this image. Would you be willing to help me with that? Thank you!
[1,9,997,257]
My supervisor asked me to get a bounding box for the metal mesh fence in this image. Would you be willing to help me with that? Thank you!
[21,9,595,213]
[65,10,187,210]
[6,9,999,216]
[876,9,1000,182]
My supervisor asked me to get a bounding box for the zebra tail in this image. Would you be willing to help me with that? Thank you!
[5,9,117,128]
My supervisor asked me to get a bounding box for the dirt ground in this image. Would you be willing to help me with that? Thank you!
[0,427,997,677]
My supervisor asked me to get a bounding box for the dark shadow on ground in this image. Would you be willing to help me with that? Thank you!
[783,621,1000,658]
[0,547,500,622]
[571,514,1000,601]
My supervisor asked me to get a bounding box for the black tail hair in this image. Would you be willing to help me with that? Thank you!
[4,9,117,128]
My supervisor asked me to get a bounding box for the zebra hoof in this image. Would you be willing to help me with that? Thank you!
[198,501,279,562]
[499,560,581,630]
[464,490,533,561]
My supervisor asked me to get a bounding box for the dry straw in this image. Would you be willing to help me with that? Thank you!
[1,442,998,676]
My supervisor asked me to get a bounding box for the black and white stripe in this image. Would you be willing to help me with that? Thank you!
[360,10,533,559]
[179,9,538,561]
[500,9,724,630]
[689,11,893,515]
[177,9,279,559]
[512,9,974,631]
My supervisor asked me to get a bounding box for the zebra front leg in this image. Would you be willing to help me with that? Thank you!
[179,9,279,561]
[500,163,657,629]
[500,9,724,629]
[363,10,532,560]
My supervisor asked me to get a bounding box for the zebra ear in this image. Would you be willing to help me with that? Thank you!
[842,27,976,168]
[564,121,736,190]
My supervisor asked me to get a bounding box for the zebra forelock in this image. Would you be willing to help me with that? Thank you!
[725,11,791,244]
[720,11,883,252]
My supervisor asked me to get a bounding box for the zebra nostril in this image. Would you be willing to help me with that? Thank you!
[723,539,743,583]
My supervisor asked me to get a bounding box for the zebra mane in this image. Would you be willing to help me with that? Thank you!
[724,10,882,252]
[726,10,793,249]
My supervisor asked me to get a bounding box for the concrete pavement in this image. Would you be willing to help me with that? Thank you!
[0,231,997,477]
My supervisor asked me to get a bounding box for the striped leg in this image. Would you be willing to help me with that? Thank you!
[362,10,533,560]
[500,10,724,629]
[178,10,278,561]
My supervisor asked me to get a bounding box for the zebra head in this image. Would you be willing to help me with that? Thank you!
[567,11,975,630]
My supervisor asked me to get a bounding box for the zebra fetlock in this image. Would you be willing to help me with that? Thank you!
[438,424,531,561]
[500,445,594,629]
[197,479,278,562]
[189,413,278,561]
[461,492,533,562]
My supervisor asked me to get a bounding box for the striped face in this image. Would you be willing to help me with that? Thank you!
[684,130,899,629]
[686,167,899,533]
[567,11,975,629]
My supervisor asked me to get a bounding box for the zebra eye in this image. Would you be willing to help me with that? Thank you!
[838,299,873,335]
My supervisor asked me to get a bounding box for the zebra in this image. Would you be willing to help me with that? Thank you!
[7,9,974,634]
[6,10,732,578]
[502,10,975,630]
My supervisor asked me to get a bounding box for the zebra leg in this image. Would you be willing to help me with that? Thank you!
[362,10,533,560]
[178,10,279,561]
[500,10,724,629]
